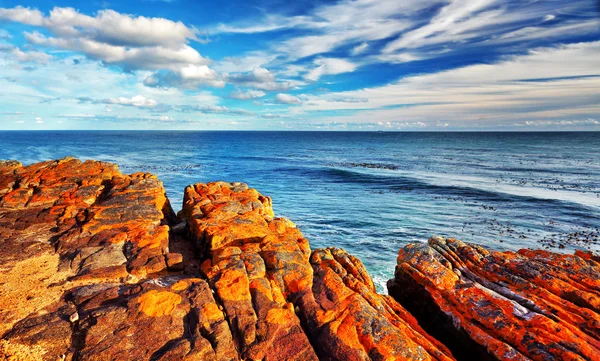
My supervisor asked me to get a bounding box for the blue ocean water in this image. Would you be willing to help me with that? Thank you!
[1,131,599,291]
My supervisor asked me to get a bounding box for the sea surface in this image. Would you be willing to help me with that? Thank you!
[1,131,599,292]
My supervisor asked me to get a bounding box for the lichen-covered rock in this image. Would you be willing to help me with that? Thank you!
[3,276,238,361]
[0,158,179,344]
[183,182,456,361]
[298,248,455,361]
[9,159,598,361]
[0,157,176,280]
[183,182,317,361]
[389,237,600,361]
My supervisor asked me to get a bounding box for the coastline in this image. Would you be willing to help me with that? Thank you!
[1,158,599,360]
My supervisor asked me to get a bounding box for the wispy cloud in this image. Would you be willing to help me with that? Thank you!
[228,89,266,100]
[304,58,357,81]
[274,93,302,104]
[143,65,224,89]
[225,67,291,91]
[299,41,600,128]
[106,95,157,108]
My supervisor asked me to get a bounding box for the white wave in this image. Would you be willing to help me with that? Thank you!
[405,170,600,209]
[342,166,600,209]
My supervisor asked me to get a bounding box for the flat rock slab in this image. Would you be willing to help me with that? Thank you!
[3,276,237,361]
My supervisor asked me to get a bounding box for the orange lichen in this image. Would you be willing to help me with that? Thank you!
[170,280,188,291]
[201,302,223,322]
[136,226,169,249]
[266,307,294,325]
[391,237,600,361]
[137,290,182,317]
[215,269,251,302]
[108,232,128,244]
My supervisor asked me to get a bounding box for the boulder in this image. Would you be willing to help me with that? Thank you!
[0,158,181,357]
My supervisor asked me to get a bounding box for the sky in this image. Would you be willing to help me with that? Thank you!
[0,0,599,131]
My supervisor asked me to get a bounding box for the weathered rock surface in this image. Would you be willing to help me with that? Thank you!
[2,158,598,361]
[183,182,454,360]
[300,248,455,361]
[3,276,238,361]
[0,158,179,338]
[389,237,600,361]
[2,160,456,361]
[183,182,317,361]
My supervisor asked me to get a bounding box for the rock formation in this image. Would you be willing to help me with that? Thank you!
[181,182,453,360]
[1,159,455,360]
[388,237,600,361]
[1,158,598,361]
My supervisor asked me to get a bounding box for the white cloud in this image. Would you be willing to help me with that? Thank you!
[351,42,369,56]
[213,14,322,34]
[381,0,595,59]
[305,58,357,81]
[229,89,266,100]
[108,95,157,108]
[225,67,290,91]
[26,31,209,71]
[35,117,43,124]
[300,41,600,128]
[0,6,218,87]
[515,118,599,127]
[216,0,424,61]
[11,47,52,64]
[158,115,174,121]
[261,113,281,119]
[144,65,224,89]
[0,6,44,25]
[275,93,302,104]
[228,67,274,83]
[0,7,198,47]
[492,21,599,44]
[179,104,253,116]
[0,53,229,129]
[213,52,278,73]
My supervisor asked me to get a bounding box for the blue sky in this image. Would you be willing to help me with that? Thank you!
[0,0,599,130]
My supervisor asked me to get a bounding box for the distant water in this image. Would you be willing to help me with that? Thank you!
[1,131,599,292]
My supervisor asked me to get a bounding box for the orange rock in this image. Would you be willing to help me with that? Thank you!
[183,182,456,361]
[9,160,597,361]
[138,290,183,317]
[389,237,600,361]
[183,182,318,361]
[3,277,239,361]
[0,158,181,342]
[299,248,455,361]
[0,158,176,281]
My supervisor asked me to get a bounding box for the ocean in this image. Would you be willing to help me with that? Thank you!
[1,131,599,292]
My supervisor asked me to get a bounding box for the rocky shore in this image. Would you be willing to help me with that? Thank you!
[1,158,599,361]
